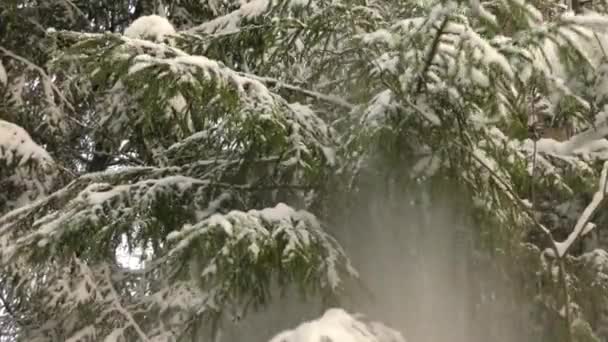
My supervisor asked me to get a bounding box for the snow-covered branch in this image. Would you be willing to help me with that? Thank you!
[556,161,608,257]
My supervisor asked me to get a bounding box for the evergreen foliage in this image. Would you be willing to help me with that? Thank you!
[5,0,608,341]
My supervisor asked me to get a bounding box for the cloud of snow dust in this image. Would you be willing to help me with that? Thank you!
[332,186,530,342]
[222,180,533,342]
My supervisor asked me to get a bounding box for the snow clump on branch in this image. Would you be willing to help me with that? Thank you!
[124,15,176,42]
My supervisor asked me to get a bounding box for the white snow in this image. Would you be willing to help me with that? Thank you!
[321,146,336,166]
[372,53,399,74]
[555,161,608,257]
[470,68,489,88]
[562,12,608,29]
[189,0,309,35]
[209,213,234,235]
[411,154,441,178]
[240,0,271,18]
[0,61,7,86]
[363,90,398,126]
[173,55,221,71]
[470,0,497,25]
[268,308,406,342]
[128,53,276,104]
[165,202,344,285]
[580,249,608,271]
[411,99,441,126]
[65,326,96,342]
[522,123,608,159]
[556,26,594,67]
[169,93,187,113]
[124,15,176,42]
[393,17,425,32]
[462,29,514,78]
[189,0,270,34]
[195,192,231,221]
[0,119,53,166]
[359,29,395,46]
[259,203,295,222]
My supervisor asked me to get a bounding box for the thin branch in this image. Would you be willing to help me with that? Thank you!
[241,73,354,110]
[56,30,353,110]
[555,161,608,257]
[415,17,449,94]
[0,47,75,113]
[0,288,21,328]
[101,264,151,342]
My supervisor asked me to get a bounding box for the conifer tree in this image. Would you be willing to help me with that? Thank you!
[6,0,608,341]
